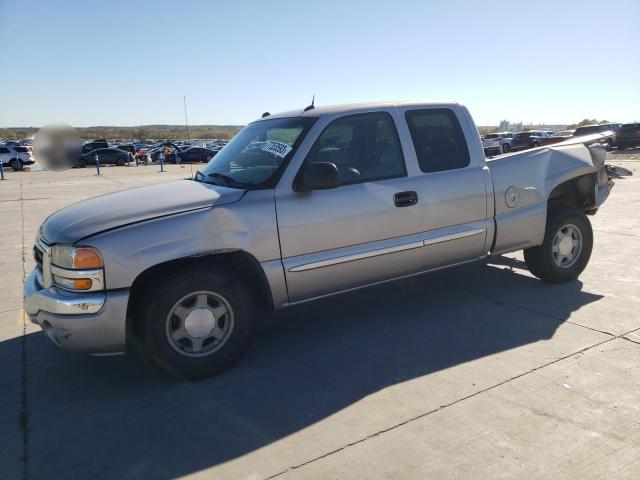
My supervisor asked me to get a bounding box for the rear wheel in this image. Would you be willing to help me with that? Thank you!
[524,209,593,283]
[9,159,23,171]
[502,143,510,153]
[137,265,256,379]
[116,157,126,166]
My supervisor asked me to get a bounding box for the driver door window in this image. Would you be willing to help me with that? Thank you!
[305,112,406,185]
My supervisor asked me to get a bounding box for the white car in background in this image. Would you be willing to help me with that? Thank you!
[0,144,35,171]
[483,132,515,153]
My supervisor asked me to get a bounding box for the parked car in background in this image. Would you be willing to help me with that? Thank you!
[77,147,132,167]
[482,136,502,156]
[552,130,575,137]
[0,145,35,171]
[573,124,621,149]
[483,132,514,152]
[116,144,137,156]
[616,123,640,150]
[511,131,546,150]
[81,139,109,155]
[150,142,183,163]
[176,147,217,163]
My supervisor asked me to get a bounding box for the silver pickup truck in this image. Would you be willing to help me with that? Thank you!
[24,102,629,378]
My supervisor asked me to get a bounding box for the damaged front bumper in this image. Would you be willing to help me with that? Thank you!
[24,268,128,354]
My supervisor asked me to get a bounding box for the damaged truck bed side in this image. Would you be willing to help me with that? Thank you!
[24,102,631,378]
[487,132,627,255]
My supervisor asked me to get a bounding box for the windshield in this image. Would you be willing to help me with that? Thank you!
[200,117,317,188]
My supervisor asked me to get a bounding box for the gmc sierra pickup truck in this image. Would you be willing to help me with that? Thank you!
[24,102,630,378]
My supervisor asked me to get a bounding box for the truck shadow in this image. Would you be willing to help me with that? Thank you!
[3,258,603,479]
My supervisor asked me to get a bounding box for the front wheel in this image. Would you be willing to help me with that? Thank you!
[502,143,510,153]
[137,265,256,379]
[10,159,23,171]
[524,209,593,283]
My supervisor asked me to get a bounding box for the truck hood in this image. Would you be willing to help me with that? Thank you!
[40,180,245,244]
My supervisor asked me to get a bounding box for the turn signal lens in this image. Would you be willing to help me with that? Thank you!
[73,248,103,269]
[73,278,93,290]
[52,275,93,290]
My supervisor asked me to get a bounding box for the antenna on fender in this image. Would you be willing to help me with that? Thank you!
[304,95,315,112]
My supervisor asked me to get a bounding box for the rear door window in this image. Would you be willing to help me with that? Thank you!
[405,109,470,173]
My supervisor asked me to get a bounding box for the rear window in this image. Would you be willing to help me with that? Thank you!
[485,133,499,139]
[405,109,470,173]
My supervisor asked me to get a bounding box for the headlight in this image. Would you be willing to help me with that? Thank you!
[49,245,104,292]
[51,245,103,269]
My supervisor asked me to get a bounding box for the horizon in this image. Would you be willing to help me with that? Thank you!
[1,0,639,127]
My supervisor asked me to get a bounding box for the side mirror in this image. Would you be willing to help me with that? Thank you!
[299,162,340,191]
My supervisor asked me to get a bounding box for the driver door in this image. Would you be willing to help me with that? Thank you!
[275,111,427,303]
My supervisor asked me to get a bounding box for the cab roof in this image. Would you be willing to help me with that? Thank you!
[254,101,463,122]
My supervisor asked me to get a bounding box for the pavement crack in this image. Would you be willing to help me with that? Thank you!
[565,320,615,337]
[621,336,640,347]
[18,180,30,480]
[266,326,640,479]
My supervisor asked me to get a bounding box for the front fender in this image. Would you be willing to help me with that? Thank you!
[86,190,282,290]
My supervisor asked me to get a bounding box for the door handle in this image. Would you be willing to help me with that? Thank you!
[394,191,418,207]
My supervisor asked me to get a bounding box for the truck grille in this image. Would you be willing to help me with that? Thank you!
[33,239,47,271]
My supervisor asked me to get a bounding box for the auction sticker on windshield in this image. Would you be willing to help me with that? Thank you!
[261,140,293,158]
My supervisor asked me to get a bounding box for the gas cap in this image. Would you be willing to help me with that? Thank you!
[505,186,520,208]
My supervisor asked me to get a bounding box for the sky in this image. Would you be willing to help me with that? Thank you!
[0,0,638,127]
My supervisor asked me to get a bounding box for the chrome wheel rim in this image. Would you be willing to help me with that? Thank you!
[165,290,234,358]
[552,224,582,268]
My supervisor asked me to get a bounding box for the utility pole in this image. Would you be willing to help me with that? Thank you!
[183,95,190,141]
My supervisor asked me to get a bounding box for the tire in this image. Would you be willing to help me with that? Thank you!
[77,158,87,168]
[524,209,593,283]
[137,265,256,379]
[204,155,212,163]
[9,159,23,171]
[116,157,126,166]
[502,143,510,153]
[618,145,626,151]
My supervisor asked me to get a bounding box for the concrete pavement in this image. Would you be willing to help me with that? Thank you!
[0,156,639,479]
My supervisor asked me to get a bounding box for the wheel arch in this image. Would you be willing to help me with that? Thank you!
[126,250,275,337]
[547,173,597,214]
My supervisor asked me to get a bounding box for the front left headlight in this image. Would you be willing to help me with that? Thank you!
[51,245,103,270]
[49,245,104,292]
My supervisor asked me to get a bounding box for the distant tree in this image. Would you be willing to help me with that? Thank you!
[566,118,609,129]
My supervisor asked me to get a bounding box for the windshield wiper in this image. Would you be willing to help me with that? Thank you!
[206,172,248,189]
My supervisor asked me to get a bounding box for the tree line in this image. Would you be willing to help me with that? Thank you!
[0,125,243,141]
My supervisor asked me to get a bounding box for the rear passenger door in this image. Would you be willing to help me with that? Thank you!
[397,107,489,271]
